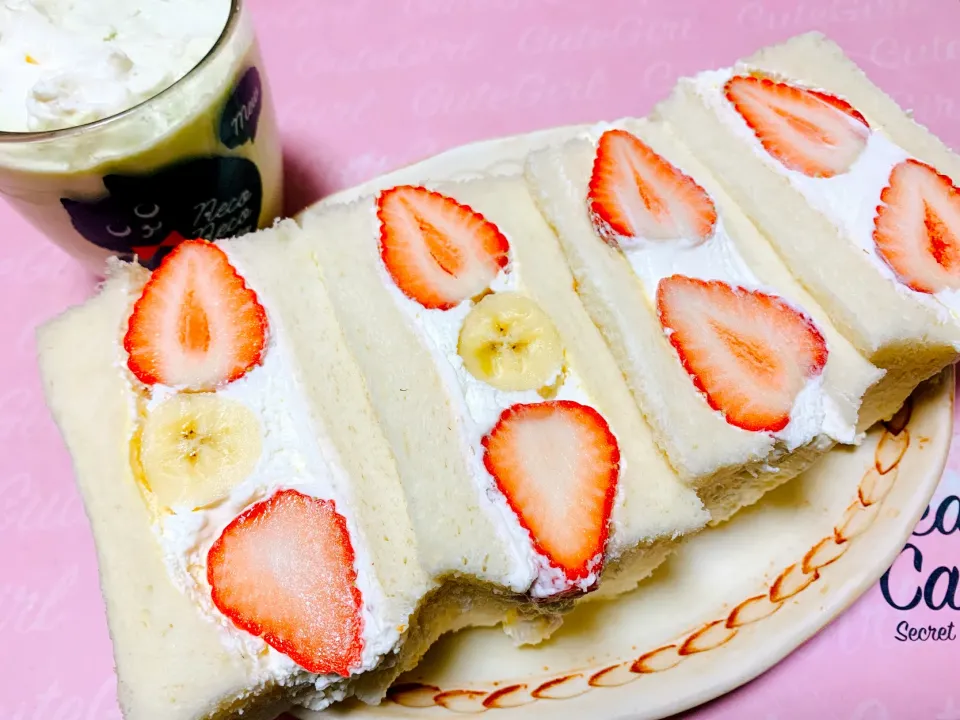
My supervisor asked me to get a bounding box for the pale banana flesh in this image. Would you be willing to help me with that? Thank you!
[458,291,564,392]
[140,393,262,510]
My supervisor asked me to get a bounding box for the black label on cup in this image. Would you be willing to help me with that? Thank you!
[219,67,263,149]
[61,155,263,268]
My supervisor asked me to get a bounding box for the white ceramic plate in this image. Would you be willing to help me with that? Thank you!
[291,130,955,720]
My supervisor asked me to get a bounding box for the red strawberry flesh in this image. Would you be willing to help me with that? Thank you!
[724,75,869,179]
[207,489,364,676]
[482,400,619,592]
[123,239,267,390]
[657,275,828,433]
[377,185,510,310]
[588,129,717,245]
[873,159,960,294]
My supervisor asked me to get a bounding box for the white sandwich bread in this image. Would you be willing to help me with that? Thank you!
[37,222,451,719]
[33,30,960,720]
[297,174,709,606]
[654,31,960,428]
[37,212,706,720]
[523,118,883,522]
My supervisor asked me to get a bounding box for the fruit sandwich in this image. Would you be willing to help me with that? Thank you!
[37,207,708,720]
[654,31,960,428]
[35,31,960,720]
[297,175,708,607]
[524,117,884,522]
[37,223,444,719]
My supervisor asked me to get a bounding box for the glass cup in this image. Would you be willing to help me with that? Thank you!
[0,0,282,275]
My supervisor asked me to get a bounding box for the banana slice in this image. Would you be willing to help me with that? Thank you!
[458,291,563,391]
[140,393,262,509]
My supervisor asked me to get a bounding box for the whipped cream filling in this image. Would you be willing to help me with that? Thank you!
[0,0,231,131]
[117,259,400,701]
[692,67,960,322]
[376,222,613,598]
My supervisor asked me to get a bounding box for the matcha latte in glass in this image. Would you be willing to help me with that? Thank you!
[0,0,282,275]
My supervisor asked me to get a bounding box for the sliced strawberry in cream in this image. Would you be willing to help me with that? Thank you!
[123,239,268,390]
[724,74,870,179]
[377,185,510,310]
[657,275,828,433]
[873,158,960,294]
[588,128,717,245]
[482,400,620,593]
[207,489,364,676]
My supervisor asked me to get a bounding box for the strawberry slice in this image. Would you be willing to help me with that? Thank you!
[724,74,870,178]
[588,129,717,245]
[377,185,510,310]
[873,159,960,294]
[123,239,267,390]
[656,276,828,433]
[207,489,364,676]
[482,401,620,591]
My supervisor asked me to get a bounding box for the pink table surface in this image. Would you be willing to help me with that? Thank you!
[2,1,960,718]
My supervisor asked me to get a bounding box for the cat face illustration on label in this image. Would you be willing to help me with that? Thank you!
[61,156,263,268]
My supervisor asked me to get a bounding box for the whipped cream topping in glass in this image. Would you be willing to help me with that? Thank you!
[0,0,231,132]
[0,0,283,276]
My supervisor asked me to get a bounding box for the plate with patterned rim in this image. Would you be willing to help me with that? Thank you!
[290,130,955,720]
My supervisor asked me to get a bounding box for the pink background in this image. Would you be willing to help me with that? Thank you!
[2,0,960,717]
